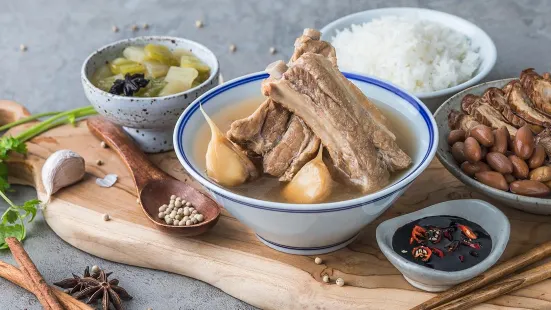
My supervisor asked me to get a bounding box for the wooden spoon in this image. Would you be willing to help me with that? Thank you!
[87,116,220,236]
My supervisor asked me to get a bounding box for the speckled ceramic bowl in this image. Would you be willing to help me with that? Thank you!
[435,78,551,215]
[377,199,509,292]
[81,36,220,153]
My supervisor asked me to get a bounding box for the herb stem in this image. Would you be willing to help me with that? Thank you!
[15,106,97,143]
[0,190,15,208]
[0,111,60,132]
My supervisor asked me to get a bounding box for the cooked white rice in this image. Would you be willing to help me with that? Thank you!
[331,16,481,93]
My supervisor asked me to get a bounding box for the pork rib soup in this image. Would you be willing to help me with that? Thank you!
[193,97,415,203]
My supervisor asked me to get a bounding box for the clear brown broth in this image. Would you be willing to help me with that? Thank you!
[193,97,415,203]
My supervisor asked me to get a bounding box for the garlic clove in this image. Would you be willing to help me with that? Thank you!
[282,145,333,204]
[201,105,256,187]
[41,150,85,203]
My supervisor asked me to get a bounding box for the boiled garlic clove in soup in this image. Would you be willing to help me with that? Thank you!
[201,106,256,187]
[282,146,332,203]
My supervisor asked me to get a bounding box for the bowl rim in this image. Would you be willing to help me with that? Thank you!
[319,7,497,99]
[435,77,551,205]
[375,199,510,278]
[173,71,439,213]
[81,35,220,101]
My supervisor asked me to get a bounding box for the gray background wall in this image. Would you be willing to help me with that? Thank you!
[1,0,550,309]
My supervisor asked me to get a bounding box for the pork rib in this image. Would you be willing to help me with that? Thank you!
[263,53,411,193]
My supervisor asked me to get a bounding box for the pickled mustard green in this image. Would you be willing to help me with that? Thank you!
[91,43,211,97]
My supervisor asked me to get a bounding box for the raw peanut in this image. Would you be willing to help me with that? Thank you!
[464,137,482,163]
[510,180,551,197]
[448,130,466,145]
[504,174,516,184]
[468,125,494,147]
[490,127,509,154]
[475,171,508,191]
[509,155,529,179]
[486,152,513,174]
[513,125,535,159]
[451,142,467,164]
[529,166,551,182]
[461,161,491,177]
[528,145,546,169]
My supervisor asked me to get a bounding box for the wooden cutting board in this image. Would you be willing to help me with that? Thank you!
[2,100,551,310]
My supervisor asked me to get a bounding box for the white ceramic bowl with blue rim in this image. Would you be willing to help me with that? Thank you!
[173,71,438,255]
[320,7,497,111]
[81,36,220,153]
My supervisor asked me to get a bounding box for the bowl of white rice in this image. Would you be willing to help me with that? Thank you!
[320,7,496,111]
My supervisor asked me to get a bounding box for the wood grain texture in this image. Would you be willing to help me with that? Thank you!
[3,101,551,309]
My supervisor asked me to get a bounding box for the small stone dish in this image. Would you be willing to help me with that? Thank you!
[376,199,510,292]
[81,36,220,153]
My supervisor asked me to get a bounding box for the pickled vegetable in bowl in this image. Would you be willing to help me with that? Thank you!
[90,44,211,97]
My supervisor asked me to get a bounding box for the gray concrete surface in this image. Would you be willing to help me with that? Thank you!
[0,0,550,309]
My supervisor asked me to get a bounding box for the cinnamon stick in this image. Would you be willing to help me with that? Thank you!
[0,260,93,310]
[5,237,64,310]
[411,240,551,310]
[434,261,551,310]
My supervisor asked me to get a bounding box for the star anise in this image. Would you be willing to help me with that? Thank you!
[54,266,99,294]
[54,267,131,310]
[109,73,149,96]
[73,270,132,310]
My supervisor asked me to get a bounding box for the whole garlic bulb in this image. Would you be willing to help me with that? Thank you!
[42,150,85,203]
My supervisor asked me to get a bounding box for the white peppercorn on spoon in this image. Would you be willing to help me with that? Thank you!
[87,116,221,236]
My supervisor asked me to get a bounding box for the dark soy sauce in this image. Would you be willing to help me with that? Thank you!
[392,216,492,272]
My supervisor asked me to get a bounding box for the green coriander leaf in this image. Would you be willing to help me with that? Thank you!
[2,209,18,224]
[22,199,40,222]
[0,136,26,158]
[0,162,9,193]
[0,223,24,245]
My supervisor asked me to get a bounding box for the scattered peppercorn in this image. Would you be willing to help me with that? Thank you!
[112,26,119,33]
[103,214,110,221]
[314,257,322,265]
[143,23,149,30]
[229,44,236,53]
[336,278,344,287]
[195,20,204,28]
[269,47,276,54]
[470,251,479,257]
[136,198,140,204]
[91,265,100,275]
[100,141,107,148]
[131,24,139,31]
[322,275,329,283]
[20,44,27,52]
[96,159,104,166]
